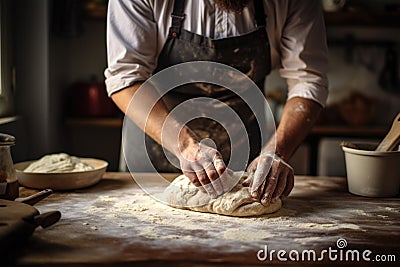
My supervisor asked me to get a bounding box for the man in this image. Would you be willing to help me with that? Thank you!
[105,0,328,206]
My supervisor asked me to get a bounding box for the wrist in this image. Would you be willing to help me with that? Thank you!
[175,127,198,156]
[274,150,288,161]
[261,145,288,161]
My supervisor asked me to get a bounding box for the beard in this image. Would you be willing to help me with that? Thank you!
[214,0,251,13]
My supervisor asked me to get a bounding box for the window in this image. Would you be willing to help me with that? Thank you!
[0,1,3,96]
[0,0,14,118]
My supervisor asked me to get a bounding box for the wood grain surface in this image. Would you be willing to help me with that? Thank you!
[14,173,400,266]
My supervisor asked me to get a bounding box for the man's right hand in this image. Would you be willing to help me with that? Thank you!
[179,140,230,198]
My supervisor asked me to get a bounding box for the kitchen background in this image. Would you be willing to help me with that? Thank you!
[0,0,399,175]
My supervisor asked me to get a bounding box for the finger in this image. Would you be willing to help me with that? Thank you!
[253,176,268,202]
[250,170,268,201]
[184,170,206,193]
[212,154,229,191]
[251,155,273,191]
[250,169,267,200]
[204,163,224,196]
[195,166,217,197]
[211,179,224,197]
[271,167,289,202]
[250,156,272,199]
[242,171,254,187]
[282,167,294,198]
[246,158,258,173]
[212,153,226,176]
[260,162,279,206]
[243,157,259,187]
[218,168,236,192]
[202,183,217,199]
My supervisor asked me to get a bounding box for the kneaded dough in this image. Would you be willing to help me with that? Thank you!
[24,153,94,173]
[163,174,282,217]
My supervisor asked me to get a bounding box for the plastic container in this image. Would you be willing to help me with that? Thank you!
[342,143,400,197]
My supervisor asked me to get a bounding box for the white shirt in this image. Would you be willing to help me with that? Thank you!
[105,0,329,106]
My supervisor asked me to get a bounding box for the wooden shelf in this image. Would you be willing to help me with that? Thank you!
[66,117,123,128]
[0,116,18,125]
[310,125,388,137]
[324,11,400,27]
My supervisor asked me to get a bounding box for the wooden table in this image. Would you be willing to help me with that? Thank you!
[13,173,400,266]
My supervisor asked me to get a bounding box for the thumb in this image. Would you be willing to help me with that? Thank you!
[246,157,258,172]
[242,171,254,187]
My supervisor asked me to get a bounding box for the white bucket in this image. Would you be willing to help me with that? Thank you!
[342,143,400,197]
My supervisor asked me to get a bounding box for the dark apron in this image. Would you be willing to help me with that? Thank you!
[126,0,272,172]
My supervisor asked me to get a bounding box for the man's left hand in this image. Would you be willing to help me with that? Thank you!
[244,152,294,206]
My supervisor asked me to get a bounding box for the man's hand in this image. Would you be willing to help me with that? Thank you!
[245,152,294,206]
[179,141,230,198]
[243,97,322,206]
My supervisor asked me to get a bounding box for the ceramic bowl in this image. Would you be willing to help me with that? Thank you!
[15,158,108,190]
[342,143,400,197]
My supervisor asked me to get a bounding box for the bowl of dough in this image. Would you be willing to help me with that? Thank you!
[14,153,108,190]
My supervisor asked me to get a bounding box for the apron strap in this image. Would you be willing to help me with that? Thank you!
[253,0,266,28]
[169,0,186,38]
[169,0,266,37]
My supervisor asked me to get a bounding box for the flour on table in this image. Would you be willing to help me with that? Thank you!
[162,174,282,217]
[377,215,389,219]
[223,229,276,242]
[290,222,360,230]
[294,236,322,244]
[351,209,369,216]
[385,207,399,213]
[140,226,194,241]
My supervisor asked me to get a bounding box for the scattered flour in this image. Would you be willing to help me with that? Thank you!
[78,189,367,247]
[99,196,118,202]
[84,207,106,214]
[351,209,369,216]
[290,223,360,230]
[385,207,399,213]
[377,215,389,219]
[140,226,193,241]
[294,237,322,244]
[133,206,148,212]
[223,229,275,242]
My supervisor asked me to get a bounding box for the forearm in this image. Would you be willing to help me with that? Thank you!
[263,97,322,160]
[111,83,195,155]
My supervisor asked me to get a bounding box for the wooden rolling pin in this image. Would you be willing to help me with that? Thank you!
[376,112,400,152]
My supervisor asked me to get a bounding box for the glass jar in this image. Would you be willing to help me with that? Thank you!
[0,133,18,200]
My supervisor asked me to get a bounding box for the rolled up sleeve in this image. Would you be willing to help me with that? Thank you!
[104,0,158,96]
[278,0,329,107]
